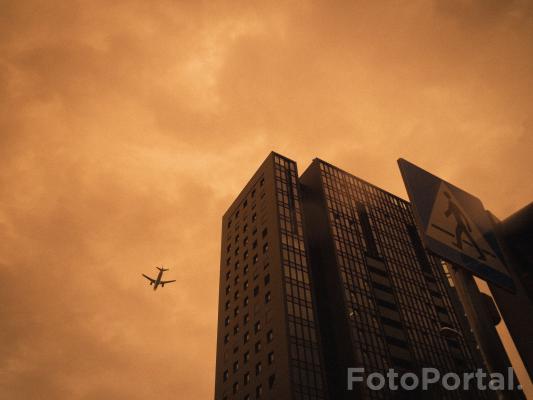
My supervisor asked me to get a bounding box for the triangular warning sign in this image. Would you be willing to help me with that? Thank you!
[426,182,507,275]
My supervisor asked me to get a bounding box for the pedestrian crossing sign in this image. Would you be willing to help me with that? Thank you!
[398,158,514,291]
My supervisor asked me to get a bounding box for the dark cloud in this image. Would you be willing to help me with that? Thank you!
[1,1,531,398]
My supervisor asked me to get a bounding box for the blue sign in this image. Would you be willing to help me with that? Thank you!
[398,158,514,291]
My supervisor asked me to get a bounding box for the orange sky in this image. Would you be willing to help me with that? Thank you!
[1,1,532,399]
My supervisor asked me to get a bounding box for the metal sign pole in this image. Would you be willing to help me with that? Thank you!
[488,210,533,381]
[448,263,525,400]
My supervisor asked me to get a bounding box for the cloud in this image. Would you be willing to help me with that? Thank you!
[1,1,532,398]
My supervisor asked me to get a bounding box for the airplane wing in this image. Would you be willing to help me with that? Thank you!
[160,280,176,285]
[142,274,156,283]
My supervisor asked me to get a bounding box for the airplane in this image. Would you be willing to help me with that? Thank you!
[142,266,176,290]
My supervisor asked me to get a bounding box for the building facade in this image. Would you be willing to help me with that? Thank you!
[214,153,328,400]
[215,153,487,400]
[299,158,487,400]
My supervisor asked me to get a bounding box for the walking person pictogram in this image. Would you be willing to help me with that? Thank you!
[443,192,486,260]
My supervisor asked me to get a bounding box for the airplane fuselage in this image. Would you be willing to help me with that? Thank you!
[153,269,164,290]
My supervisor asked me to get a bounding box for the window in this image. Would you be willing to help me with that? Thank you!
[234,275,240,285]
[381,316,403,329]
[243,200,248,208]
[223,369,228,382]
[225,271,231,281]
[447,338,460,349]
[267,330,273,343]
[226,285,230,295]
[252,254,258,264]
[244,297,249,306]
[256,384,263,398]
[260,178,264,186]
[268,352,274,365]
[244,351,250,363]
[244,265,249,275]
[265,292,271,304]
[243,237,248,246]
[252,213,257,222]
[224,316,230,326]
[233,382,238,394]
[268,374,275,389]
[376,298,396,310]
[234,291,239,300]
[435,305,448,315]
[263,243,269,253]
[244,250,249,259]
[244,372,250,385]
[225,300,230,310]
[252,240,258,249]
[254,286,259,297]
[264,274,270,285]
[227,220,231,228]
[244,332,250,343]
[255,341,261,353]
[372,281,392,293]
[233,325,239,335]
[262,228,268,238]
[233,361,239,372]
[243,224,248,233]
[255,362,262,375]
[234,307,239,316]
[244,314,250,324]
[243,280,249,290]
[224,334,229,344]
[254,321,261,333]
[252,189,256,197]
[386,335,408,349]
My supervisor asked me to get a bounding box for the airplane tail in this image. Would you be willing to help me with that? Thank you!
[157,266,169,272]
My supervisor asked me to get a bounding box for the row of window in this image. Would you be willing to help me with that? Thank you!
[220,176,277,399]
[227,238,269,255]
[318,162,409,210]
[222,372,275,400]
[224,349,275,379]
[221,329,275,400]
[225,247,267,269]
[275,160,327,398]
[223,285,272,345]
[226,177,265,228]
[223,223,271,346]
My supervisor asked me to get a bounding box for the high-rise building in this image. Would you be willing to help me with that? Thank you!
[214,153,329,400]
[215,153,487,400]
[299,158,487,400]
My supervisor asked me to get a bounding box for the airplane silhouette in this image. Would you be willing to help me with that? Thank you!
[142,266,176,290]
